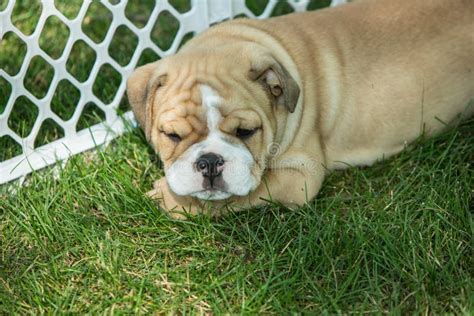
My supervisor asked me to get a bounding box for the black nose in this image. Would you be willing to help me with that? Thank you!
[196,153,225,185]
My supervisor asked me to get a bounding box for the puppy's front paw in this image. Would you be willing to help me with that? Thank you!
[147,179,199,219]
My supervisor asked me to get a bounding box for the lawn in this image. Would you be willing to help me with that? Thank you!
[1,0,473,314]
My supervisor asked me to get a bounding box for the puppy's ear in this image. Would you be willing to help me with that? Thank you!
[126,61,166,140]
[250,58,300,113]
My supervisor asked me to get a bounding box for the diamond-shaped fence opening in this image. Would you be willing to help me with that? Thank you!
[178,32,195,50]
[0,0,345,184]
[118,94,130,115]
[93,64,122,105]
[308,0,332,10]
[8,96,39,138]
[108,25,139,67]
[34,118,65,148]
[246,0,269,16]
[23,55,55,99]
[76,102,106,132]
[39,15,70,60]
[0,76,12,115]
[151,10,180,51]
[54,0,81,20]
[136,48,160,67]
[0,135,22,163]
[66,40,97,83]
[82,1,113,44]
[0,31,27,76]
[51,79,81,121]
[272,2,295,16]
[169,0,192,14]
[125,0,156,29]
[11,0,42,36]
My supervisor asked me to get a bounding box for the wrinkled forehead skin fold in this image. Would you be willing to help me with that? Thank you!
[144,51,276,200]
[149,52,275,165]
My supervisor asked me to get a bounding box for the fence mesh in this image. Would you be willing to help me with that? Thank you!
[0,0,345,184]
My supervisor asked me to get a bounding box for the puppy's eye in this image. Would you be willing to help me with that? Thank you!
[236,128,258,139]
[162,131,182,142]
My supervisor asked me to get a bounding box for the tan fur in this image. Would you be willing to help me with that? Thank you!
[127,0,474,218]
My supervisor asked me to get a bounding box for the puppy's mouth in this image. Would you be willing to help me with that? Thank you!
[191,189,232,201]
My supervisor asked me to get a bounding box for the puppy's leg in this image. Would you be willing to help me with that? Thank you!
[236,167,325,209]
[147,178,201,219]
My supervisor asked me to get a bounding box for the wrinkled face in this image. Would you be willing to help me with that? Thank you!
[145,61,276,201]
[155,83,267,200]
[127,47,300,202]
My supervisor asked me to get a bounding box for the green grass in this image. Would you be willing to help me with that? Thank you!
[1,0,473,313]
[1,118,472,314]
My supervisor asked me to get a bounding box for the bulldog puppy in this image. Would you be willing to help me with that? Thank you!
[127,0,473,218]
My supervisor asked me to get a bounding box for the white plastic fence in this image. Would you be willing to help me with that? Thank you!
[0,0,345,185]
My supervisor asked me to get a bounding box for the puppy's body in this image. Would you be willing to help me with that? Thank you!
[128,0,474,217]
[192,0,474,168]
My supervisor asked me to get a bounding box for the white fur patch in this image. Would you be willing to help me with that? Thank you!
[166,85,258,200]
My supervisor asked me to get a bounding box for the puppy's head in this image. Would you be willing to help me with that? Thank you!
[127,46,299,201]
